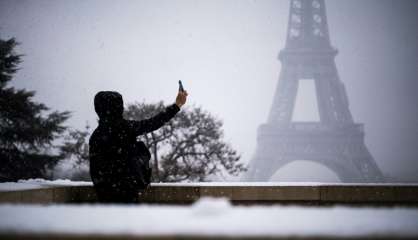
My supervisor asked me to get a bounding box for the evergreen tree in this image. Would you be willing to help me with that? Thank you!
[0,38,70,182]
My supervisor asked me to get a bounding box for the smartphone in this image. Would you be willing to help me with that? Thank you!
[178,80,185,92]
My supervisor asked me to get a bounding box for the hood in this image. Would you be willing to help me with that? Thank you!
[94,91,124,121]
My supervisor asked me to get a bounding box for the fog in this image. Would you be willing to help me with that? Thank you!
[0,0,417,182]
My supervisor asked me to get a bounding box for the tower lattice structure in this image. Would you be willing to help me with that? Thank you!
[244,0,384,182]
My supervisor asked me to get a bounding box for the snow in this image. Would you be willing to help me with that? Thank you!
[152,182,418,187]
[0,197,417,237]
[0,179,92,192]
[1,179,417,192]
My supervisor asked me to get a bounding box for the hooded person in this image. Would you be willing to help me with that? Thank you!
[89,90,187,203]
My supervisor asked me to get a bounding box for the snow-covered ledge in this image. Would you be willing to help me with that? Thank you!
[1,179,418,205]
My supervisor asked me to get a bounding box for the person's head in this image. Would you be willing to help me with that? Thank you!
[94,91,124,120]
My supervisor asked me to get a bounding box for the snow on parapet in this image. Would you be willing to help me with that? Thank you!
[0,178,92,192]
[1,179,418,192]
[151,182,418,187]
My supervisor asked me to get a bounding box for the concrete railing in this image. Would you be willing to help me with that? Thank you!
[1,182,418,205]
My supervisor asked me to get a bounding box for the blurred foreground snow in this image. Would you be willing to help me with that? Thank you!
[0,197,418,237]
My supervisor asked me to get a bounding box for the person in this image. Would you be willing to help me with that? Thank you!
[89,89,188,203]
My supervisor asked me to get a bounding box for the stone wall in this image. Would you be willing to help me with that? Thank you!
[1,184,417,205]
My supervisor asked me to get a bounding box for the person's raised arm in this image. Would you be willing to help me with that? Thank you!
[128,90,188,136]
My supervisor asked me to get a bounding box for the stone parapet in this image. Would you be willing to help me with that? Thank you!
[1,183,417,206]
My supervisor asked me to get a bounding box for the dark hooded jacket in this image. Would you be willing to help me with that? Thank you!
[89,91,180,202]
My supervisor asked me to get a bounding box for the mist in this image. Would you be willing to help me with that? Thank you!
[0,0,417,182]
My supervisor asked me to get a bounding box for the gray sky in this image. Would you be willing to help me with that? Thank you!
[1,0,417,182]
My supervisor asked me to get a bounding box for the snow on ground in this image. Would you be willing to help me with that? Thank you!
[1,179,417,192]
[0,197,418,237]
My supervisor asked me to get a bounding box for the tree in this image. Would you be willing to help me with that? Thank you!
[0,38,70,181]
[58,125,90,167]
[54,125,90,181]
[124,101,246,182]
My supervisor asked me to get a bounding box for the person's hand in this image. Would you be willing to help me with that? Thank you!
[175,90,188,108]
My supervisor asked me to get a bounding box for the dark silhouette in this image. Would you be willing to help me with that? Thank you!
[89,90,187,203]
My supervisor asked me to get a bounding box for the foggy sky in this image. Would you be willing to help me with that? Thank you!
[0,0,417,181]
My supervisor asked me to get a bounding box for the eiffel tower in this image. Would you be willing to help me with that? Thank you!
[244,0,385,182]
